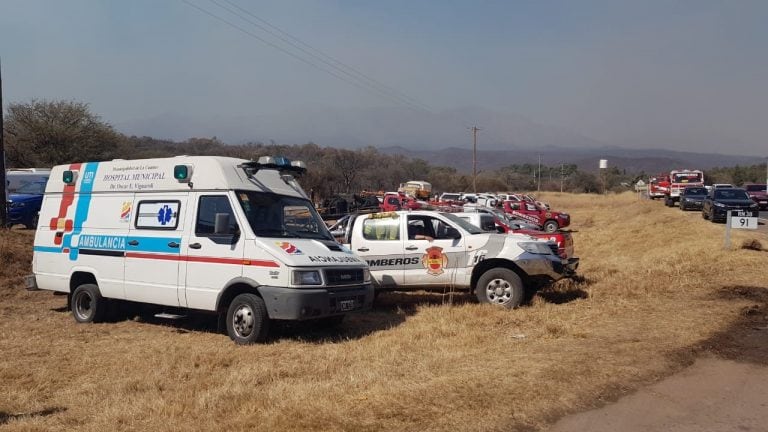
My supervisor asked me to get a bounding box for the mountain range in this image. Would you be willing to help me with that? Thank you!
[116,105,763,173]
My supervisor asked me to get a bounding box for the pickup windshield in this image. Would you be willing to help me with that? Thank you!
[235,191,333,240]
[14,182,47,195]
[440,212,484,234]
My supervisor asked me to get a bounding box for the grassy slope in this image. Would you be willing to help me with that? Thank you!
[0,193,766,431]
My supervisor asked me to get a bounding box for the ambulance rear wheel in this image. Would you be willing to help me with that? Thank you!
[226,293,270,344]
[71,284,107,323]
[475,268,524,309]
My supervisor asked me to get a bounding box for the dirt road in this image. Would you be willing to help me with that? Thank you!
[550,313,768,432]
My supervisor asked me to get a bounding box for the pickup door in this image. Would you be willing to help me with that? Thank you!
[351,213,467,289]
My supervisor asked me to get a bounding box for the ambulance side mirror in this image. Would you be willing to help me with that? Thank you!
[214,213,231,235]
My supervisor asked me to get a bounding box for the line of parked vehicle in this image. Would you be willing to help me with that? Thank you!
[652,179,766,222]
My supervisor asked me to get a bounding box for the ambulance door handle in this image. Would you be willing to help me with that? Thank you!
[405,245,418,251]
[167,242,179,248]
[357,247,369,252]
[189,243,202,249]
[127,240,139,246]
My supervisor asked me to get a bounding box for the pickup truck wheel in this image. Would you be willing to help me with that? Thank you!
[476,268,524,309]
[542,220,558,233]
[71,284,107,323]
[226,293,270,344]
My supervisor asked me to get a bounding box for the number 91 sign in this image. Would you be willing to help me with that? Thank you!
[729,210,758,230]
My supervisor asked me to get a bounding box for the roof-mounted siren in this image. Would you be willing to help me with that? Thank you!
[173,164,194,183]
[253,156,307,176]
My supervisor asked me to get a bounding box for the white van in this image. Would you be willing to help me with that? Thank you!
[28,156,373,343]
[6,168,51,192]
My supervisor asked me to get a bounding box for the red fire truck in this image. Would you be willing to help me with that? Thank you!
[664,169,704,207]
[648,174,670,200]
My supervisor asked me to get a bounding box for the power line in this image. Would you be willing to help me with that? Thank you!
[216,0,431,112]
[181,0,429,112]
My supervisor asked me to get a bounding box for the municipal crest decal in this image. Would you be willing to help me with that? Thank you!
[422,246,448,276]
[276,241,303,255]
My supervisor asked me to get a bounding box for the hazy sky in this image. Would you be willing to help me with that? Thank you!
[1,0,767,155]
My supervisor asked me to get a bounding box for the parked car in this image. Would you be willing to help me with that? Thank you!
[743,184,768,210]
[702,188,758,222]
[679,186,708,211]
[6,180,47,229]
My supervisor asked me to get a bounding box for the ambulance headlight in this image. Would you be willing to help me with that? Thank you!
[292,270,323,286]
[519,241,553,255]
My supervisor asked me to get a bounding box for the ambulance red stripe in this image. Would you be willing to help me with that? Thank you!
[124,252,280,267]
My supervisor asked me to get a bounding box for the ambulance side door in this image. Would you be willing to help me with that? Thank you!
[124,194,188,306]
[183,193,245,310]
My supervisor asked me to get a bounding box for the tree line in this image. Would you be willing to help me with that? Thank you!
[5,99,723,201]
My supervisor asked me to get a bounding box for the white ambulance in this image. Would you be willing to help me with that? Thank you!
[29,156,374,343]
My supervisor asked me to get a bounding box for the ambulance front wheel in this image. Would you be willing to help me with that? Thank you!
[226,293,270,344]
[71,284,108,323]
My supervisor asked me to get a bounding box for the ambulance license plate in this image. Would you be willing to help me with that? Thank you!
[338,299,356,311]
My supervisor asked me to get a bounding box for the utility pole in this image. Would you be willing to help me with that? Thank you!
[537,154,541,192]
[0,58,7,228]
[469,126,481,193]
[560,163,564,193]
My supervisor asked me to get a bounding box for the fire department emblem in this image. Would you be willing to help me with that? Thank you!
[422,246,448,276]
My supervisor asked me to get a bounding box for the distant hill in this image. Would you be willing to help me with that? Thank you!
[116,105,762,172]
[378,146,759,174]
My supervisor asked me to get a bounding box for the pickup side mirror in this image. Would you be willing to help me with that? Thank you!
[445,227,461,239]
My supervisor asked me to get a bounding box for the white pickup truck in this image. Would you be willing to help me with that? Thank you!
[332,211,578,308]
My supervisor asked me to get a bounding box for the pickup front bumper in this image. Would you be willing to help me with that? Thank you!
[516,254,579,282]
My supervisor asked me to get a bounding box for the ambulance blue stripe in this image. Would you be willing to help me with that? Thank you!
[127,236,182,254]
[34,246,65,253]
[35,235,182,255]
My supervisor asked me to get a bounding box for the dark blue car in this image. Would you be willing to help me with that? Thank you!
[7,181,47,229]
[701,187,758,222]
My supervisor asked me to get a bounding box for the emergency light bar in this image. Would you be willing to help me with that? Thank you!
[238,156,307,176]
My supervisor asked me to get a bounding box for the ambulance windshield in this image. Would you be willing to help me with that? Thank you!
[235,191,334,240]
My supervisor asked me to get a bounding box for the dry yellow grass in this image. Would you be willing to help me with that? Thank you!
[1,193,767,431]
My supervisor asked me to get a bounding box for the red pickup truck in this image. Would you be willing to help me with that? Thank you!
[380,192,424,212]
[456,210,575,259]
[501,200,570,233]
[744,184,768,209]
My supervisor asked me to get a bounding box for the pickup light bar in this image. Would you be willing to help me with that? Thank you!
[238,156,307,176]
